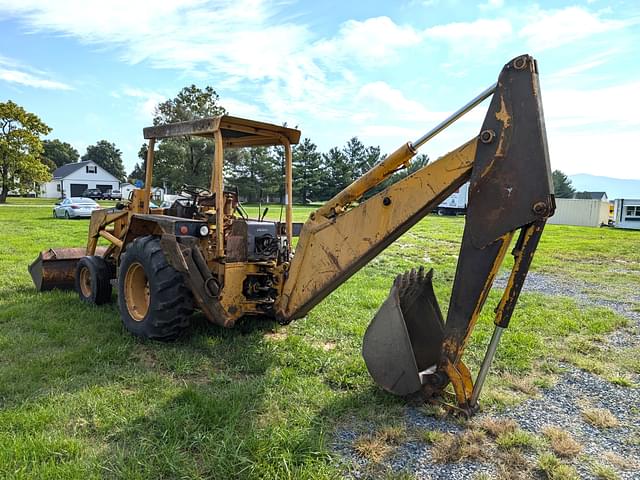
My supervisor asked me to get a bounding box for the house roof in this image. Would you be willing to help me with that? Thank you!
[574,191,607,200]
[52,161,92,179]
[52,160,119,182]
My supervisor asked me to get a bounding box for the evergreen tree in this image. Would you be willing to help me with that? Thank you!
[292,138,323,203]
[552,170,575,198]
[322,147,351,198]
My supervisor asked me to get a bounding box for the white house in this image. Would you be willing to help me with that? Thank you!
[40,161,120,198]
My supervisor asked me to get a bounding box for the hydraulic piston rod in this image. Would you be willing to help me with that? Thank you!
[469,325,504,406]
[411,83,497,150]
[314,83,497,218]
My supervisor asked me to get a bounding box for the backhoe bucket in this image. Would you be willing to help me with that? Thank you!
[362,267,445,395]
[28,247,106,291]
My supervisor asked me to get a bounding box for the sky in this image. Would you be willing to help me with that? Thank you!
[1,0,639,179]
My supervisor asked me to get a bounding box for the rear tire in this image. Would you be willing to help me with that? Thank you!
[118,235,193,341]
[75,256,113,305]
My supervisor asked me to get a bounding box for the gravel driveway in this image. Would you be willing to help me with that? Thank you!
[334,272,640,479]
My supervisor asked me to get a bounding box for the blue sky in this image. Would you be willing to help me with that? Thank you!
[1,0,639,179]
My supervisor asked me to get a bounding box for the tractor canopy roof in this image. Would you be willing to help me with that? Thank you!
[142,115,301,148]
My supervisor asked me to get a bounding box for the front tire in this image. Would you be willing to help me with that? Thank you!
[75,256,113,304]
[118,236,193,341]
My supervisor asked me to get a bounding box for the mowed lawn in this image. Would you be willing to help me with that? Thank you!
[0,199,638,479]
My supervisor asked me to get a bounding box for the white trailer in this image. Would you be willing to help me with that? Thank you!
[612,198,640,230]
[437,182,469,215]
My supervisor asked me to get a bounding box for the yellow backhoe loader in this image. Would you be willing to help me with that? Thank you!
[29,55,554,415]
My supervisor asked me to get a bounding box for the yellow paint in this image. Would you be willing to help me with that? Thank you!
[276,138,478,321]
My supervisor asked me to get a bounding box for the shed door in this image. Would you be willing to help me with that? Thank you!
[70,183,88,196]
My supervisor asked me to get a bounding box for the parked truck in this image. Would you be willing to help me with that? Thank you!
[437,182,469,215]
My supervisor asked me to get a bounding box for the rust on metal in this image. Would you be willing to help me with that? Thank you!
[29,246,107,291]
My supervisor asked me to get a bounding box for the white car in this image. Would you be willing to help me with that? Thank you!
[53,197,101,219]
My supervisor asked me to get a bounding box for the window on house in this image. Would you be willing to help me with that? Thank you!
[86,165,97,174]
[625,206,640,218]
[56,183,61,192]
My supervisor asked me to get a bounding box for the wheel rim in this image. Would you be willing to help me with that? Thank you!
[79,266,92,297]
[124,262,150,321]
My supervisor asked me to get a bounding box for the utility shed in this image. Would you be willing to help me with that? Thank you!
[612,199,640,230]
[547,198,609,227]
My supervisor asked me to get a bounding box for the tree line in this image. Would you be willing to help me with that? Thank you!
[127,85,429,203]
[1,87,578,204]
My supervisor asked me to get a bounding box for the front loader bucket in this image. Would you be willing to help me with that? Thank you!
[28,247,106,291]
[362,267,445,395]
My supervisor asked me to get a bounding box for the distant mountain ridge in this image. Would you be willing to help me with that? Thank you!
[569,174,640,200]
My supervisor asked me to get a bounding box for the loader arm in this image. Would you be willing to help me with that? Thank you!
[275,54,555,413]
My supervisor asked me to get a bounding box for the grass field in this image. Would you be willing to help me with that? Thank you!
[0,198,638,478]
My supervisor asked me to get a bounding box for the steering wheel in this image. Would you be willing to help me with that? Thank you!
[181,184,212,198]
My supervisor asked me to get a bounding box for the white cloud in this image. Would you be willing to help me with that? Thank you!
[0,56,72,90]
[313,17,422,67]
[544,49,619,84]
[121,87,167,119]
[478,0,504,10]
[424,18,512,53]
[356,81,444,122]
[1,1,638,179]
[547,130,639,178]
[543,81,640,129]
[519,6,629,51]
[0,0,310,80]
[221,98,263,119]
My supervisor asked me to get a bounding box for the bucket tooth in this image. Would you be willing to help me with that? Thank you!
[362,267,445,396]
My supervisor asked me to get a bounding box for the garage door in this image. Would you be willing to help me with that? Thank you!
[96,184,112,193]
[70,183,88,197]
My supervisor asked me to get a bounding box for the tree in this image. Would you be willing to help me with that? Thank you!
[292,138,323,203]
[226,147,282,202]
[81,140,126,181]
[152,85,226,189]
[405,153,430,176]
[322,147,352,199]
[552,170,575,198]
[153,85,226,124]
[343,137,381,178]
[42,139,79,168]
[0,100,51,203]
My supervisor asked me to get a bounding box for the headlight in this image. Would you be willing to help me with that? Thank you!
[199,225,210,237]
